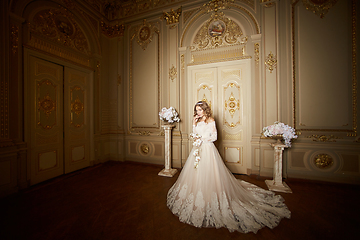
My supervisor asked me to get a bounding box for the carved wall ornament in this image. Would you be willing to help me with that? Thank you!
[260,0,276,8]
[163,7,182,25]
[10,24,19,54]
[133,19,158,50]
[191,12,246,51]
[254,43,260,64]
[101,22,125,38]
[38,93,56,118]
[30,8,90,55]
[139,131,151,136]
[302,0,339,19]
[265,51,277,73]
[314,154,334,169]
[306,134,342,142]
[140,143,150,154]
[203,0,234,13]
[169,65,177,82]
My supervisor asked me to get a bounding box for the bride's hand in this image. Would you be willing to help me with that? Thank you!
[193,115,200,125]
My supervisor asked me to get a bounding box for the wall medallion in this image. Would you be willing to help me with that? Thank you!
[314,154,334,169]
[140,143,150,155]
[134,19,158,50]
[208,20,226,37]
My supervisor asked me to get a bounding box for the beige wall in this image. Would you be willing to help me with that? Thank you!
[0,0,359,197]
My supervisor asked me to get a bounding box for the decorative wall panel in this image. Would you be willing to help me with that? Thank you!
[130,20,160,131]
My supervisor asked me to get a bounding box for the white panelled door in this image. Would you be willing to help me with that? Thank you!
[28,56,90,185]
[188,60,252,174]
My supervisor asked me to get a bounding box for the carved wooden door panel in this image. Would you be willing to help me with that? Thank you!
[29,56,64,185]
[188,60,251,174]
[63,67,90,174]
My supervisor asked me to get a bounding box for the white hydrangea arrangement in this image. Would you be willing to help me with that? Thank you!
[159,107,180,123]
[190,132,202,169]
[262,121,298,147]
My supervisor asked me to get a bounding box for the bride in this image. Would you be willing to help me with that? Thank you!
[167,101,290,233]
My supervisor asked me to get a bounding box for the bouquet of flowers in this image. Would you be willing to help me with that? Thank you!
[190,132,202,169]
[262,121,298,147]
[159,107,180,123]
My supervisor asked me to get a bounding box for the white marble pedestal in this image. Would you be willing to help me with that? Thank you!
[158,123,178,177]
[265,138,292,193]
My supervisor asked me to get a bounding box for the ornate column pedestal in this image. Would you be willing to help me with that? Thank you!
[265,139,292,193]
[158,124,178,177]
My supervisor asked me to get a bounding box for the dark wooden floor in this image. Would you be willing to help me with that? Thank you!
[0,161,359,240]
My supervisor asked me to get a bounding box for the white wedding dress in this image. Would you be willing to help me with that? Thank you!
[167,121,291,233]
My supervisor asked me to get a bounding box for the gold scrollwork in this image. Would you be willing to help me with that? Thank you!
[314,154,334,169]
[140,143,150,154]
[163,7,182,25]
[302,0,339,19]
[138,131,151,136]
[254,43,259,64]
[306,134,342,142]
[38,93,56,117]
[192,12,245,51]
[71,97,84,117]
[203,0,234,13]
[134,19,158,50]
[101,22,125,38]
[10,24,19,54]
[169,65,177,82]
[225,92,239,118]
[265,51,277,73]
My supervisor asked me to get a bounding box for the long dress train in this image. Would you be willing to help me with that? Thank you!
[167,121,291,233]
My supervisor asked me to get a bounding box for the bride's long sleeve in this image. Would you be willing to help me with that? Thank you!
[202,121,217,143]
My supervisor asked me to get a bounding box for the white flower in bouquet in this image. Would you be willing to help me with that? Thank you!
[190,132,202,168]
[159,107,180,123]
[262,121,298,147]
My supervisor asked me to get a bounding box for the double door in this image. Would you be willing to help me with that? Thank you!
[188,59,252,174]
[27,55,91,185]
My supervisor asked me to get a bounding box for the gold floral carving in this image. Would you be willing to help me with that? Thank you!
[192,12,246,51]
[140,143,150,154]
[203,0,234,13]
[265,51,277,73]
[101,22,125,38]
[10,24,19,54]
[38,93,56,118]
[30,8,90,55]
[302,0,339,19]
[71,97,84,117]
[133,19,158,50]
[224,83,241,128]
[254,43,260,65]
[169,65,177,82]
[163,7,182,25]
[139,131,151,136]
[314,154,333,169]
[306,134,342,142]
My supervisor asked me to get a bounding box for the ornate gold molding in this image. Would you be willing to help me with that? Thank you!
[314,154,333,169]
[163,7,182,25]
[133,19,158,50]
[10,24,19,54]
[191,12,245,51]
[306,134,342,142]
[265,51,277,73]
[302,0,339,19]
[140,143,150,154]
[254,43,260,65]
[30,8,90,55]
[169,65,177,82]
[203,0,234,13]
[101,21,125,38]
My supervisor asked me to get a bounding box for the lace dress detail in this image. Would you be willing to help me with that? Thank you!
[167,121,290,233]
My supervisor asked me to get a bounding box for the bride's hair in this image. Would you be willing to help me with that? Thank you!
[194,101,212,122]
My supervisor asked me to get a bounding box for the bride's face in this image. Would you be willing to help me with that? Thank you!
[196,106,204,117]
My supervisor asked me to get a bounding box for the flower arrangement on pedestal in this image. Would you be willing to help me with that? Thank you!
[190,133,202,169]
[159,107,180,123]
[262,121,298,147]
